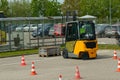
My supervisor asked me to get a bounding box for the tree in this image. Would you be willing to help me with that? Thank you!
[10,0,31,17]
[62,0,120,21]
[45,1,61,16]
[30,0,40,17]
[61,0,80,16]
[31,0,61,17]
[0,0,9,17]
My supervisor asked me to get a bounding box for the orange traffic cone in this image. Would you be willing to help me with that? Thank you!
[30,62,37,75]
[75,66,81,80]
[116,58,120,72]
[21,55,26,66]
[59,74,62,80]
[113,50,118,60]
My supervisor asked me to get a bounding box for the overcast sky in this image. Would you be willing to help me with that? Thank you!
[58,0,64,3]
[8,0,64,3]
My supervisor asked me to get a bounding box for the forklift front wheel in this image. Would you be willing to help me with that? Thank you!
[81,52,89,60]
[62,49,68,59]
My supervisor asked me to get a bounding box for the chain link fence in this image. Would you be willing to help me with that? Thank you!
[0,17,66,52]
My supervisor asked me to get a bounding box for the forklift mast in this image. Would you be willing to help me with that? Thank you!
[66,10,77,22]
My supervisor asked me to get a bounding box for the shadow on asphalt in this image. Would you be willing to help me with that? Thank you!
[96,54,113,59]
[62,54,113,60]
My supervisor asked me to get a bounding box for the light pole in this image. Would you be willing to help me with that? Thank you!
[61,11,64,44]
[109,0,112,25]
[61,12,63,24]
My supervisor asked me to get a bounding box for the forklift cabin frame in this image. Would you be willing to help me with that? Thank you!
[62,21,98,59]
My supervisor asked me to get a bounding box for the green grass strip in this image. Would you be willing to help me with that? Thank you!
[98,44,120,50]
[0,49,38,58]
[0,44,120,58]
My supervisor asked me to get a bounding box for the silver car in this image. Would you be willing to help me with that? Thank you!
[95,24,110,38]
[48,26,54,37]
[15,24,27,31]
[104,23,120,38]
[23,24,38,32]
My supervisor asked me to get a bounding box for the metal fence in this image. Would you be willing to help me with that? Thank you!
[0,17,119,52]
[0,17,66,52]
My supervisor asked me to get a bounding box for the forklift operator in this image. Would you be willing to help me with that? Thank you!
[80,25,86,38]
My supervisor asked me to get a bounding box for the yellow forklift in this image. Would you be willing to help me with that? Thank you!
[62,20,98,59]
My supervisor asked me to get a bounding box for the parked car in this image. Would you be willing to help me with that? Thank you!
[15,24,27,31]
[23,24,38,32]
[48,26,54,37]
[95,24,110,38]
[104,23,120,38]
[48,23,65,37]
[6,24,17,32]
[32,23,54,38]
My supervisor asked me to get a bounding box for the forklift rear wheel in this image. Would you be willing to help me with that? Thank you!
[81,53,89,60]
[62,49,68,58]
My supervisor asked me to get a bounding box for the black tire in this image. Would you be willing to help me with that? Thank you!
[81,53,89,60]
[62,49,68,59]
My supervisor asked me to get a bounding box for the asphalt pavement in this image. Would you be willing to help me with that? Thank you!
[0,50,120,80]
